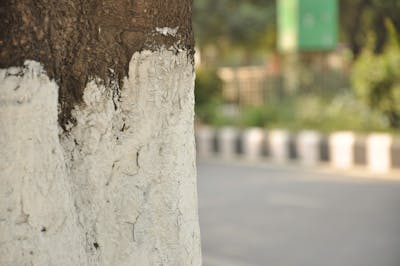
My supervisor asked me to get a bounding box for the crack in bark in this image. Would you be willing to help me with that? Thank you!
[15,196,30,225]
[125,211,141,242]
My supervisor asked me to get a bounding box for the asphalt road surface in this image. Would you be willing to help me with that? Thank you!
[197,160,400,266]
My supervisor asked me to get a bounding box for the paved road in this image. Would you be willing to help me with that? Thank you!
[197,160,400,266]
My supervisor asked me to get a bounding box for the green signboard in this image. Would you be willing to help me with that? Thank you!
[277,0,338,52]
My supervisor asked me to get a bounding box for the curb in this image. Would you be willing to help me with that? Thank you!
[195,126,400,174]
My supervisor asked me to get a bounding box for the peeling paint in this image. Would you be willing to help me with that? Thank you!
[156,26,179,37]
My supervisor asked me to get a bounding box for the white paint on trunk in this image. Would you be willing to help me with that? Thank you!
[155,26,179,37]
[0,50,201,265]
[0,61,87,265]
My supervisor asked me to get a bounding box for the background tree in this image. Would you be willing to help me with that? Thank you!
[352,21,400,128]
[0,1,201,265]
[194,67,223,124]
[194,0,275,66]
[339,0,400,56]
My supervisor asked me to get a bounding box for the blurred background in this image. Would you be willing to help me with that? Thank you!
[193,0,400,132]
[193,0,400,265]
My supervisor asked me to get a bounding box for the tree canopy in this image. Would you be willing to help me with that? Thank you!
[194,0,400,64]
[193,0,275,65]
[339,0,400,56]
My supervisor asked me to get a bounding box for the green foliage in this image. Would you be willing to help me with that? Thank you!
[193,0,275,65]
[351,20,400,128]
[340,0,400,55]
[194,0,274,47]
[194,0,400,64]
[303,94,389,132]
[194,68,223,124]
[239,100,294,128]
[235,94,389,132]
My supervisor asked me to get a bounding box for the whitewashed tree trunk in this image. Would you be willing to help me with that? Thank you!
[0,1,201,265]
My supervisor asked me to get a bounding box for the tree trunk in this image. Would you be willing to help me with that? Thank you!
[0,1,201,265]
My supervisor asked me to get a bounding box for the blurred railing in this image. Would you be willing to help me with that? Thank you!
[217,54,350,107]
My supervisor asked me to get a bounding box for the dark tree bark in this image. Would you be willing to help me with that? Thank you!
[0,0,194,127]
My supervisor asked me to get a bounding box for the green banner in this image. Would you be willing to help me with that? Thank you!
[277,0,338,52]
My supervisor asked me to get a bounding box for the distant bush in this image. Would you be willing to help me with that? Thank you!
[237,94,389,132]
[351,20,400,128]
[194,67,223,124]
[239,99,295,128]
[301,93,389,132]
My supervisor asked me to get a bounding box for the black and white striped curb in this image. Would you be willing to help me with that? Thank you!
[195,126,400,174]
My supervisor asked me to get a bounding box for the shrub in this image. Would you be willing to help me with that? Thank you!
[194,67,223,124]
[237,94,389,132]
[239,99,295,128]
[351,20,400,128]
[315,93,389,132]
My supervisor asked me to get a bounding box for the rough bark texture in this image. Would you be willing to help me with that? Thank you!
[0,0,194,128]
[0,1,201,265]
